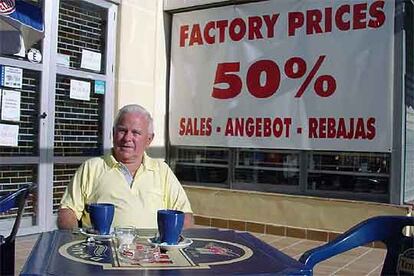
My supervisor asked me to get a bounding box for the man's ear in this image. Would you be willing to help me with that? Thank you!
[146,133,154,147]
[111,127,115,145]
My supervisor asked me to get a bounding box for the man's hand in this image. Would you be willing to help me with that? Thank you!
[57,208,79,229]
[183,213,194,229]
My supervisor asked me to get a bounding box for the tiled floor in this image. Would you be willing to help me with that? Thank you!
[251,233,385,275]
[15,233,40,275]
[14,230,385,275]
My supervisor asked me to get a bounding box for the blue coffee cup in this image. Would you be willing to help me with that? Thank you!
[157,209,184,245]
[86,203,115,235]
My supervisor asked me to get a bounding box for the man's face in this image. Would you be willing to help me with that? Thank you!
[113,112,153,164]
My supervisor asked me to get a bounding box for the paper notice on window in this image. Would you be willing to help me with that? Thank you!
[70,79,90,101]
[1,66,23,89]
[1,90,21,121]
[0,124,19,147]
[80,49,101,71]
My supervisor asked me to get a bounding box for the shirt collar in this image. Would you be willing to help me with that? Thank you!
[104,150,156,171]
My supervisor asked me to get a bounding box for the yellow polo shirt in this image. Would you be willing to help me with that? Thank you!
[60,152,192,229]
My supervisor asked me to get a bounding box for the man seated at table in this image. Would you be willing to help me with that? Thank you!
[57,104,193,230]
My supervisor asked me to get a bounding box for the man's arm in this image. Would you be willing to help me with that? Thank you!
[58,161,89,229]
[162,163,194,229]
[57,208,79,230]
[184,212,194,229]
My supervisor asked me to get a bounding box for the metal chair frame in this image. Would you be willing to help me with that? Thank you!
[299,215,414,276]
[0,185,33,276]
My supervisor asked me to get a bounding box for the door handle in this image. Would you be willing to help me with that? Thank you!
[39,112,47,119]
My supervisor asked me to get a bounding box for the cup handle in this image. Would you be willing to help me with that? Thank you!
[178,235,184,243]
[154,232,160,243]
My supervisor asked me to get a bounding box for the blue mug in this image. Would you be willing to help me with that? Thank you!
[86,203,115,235]
[157,209,184,245]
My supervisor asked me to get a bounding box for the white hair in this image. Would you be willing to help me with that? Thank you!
[113,104,154,134]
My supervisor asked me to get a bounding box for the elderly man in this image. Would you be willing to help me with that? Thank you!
[57,104,193,229]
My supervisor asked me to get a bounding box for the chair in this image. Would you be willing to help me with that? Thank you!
[299,216,414,276]
[0,185,33,276]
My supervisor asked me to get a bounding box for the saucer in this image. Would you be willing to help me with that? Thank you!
[147,236,193,251]
[79,228,114,240]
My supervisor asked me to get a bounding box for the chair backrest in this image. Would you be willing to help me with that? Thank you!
[299,216,414,276]
[0,185,33,243]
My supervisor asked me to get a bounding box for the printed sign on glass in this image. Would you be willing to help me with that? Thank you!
[1,89,20,121]
[70,79,90,101]
[0,123,19,147]
[168,0,394,152]
[81,49,102,72]
[1,66,23,89]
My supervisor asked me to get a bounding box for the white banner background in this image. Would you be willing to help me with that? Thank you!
[169,0,394,152]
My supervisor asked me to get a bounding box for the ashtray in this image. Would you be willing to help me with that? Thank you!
[118,242,161,263]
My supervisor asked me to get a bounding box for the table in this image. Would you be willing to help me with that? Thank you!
[20,228,310,275]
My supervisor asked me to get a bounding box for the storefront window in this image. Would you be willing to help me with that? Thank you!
[0,0,43,61]
[0,68,41,231]
[170,147,229,187]
[1,0,116,235]
[166,1,398,203]
[234,149,299,188]
[169,147,390,202]
[58,0,107,73]
[307,152,390,197]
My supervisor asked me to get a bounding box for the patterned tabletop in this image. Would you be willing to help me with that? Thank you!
[21,228,310,275]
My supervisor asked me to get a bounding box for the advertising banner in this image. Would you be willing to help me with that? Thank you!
[169,0,394,152]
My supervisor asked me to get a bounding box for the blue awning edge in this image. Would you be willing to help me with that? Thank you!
[7,0,43,32]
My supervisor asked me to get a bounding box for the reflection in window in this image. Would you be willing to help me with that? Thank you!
[0,165,38,226]
[308,152,390,197]
[0,0,43,60]
[170,147,229,186]
[234,149,299,187]
[169,146,392,202]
